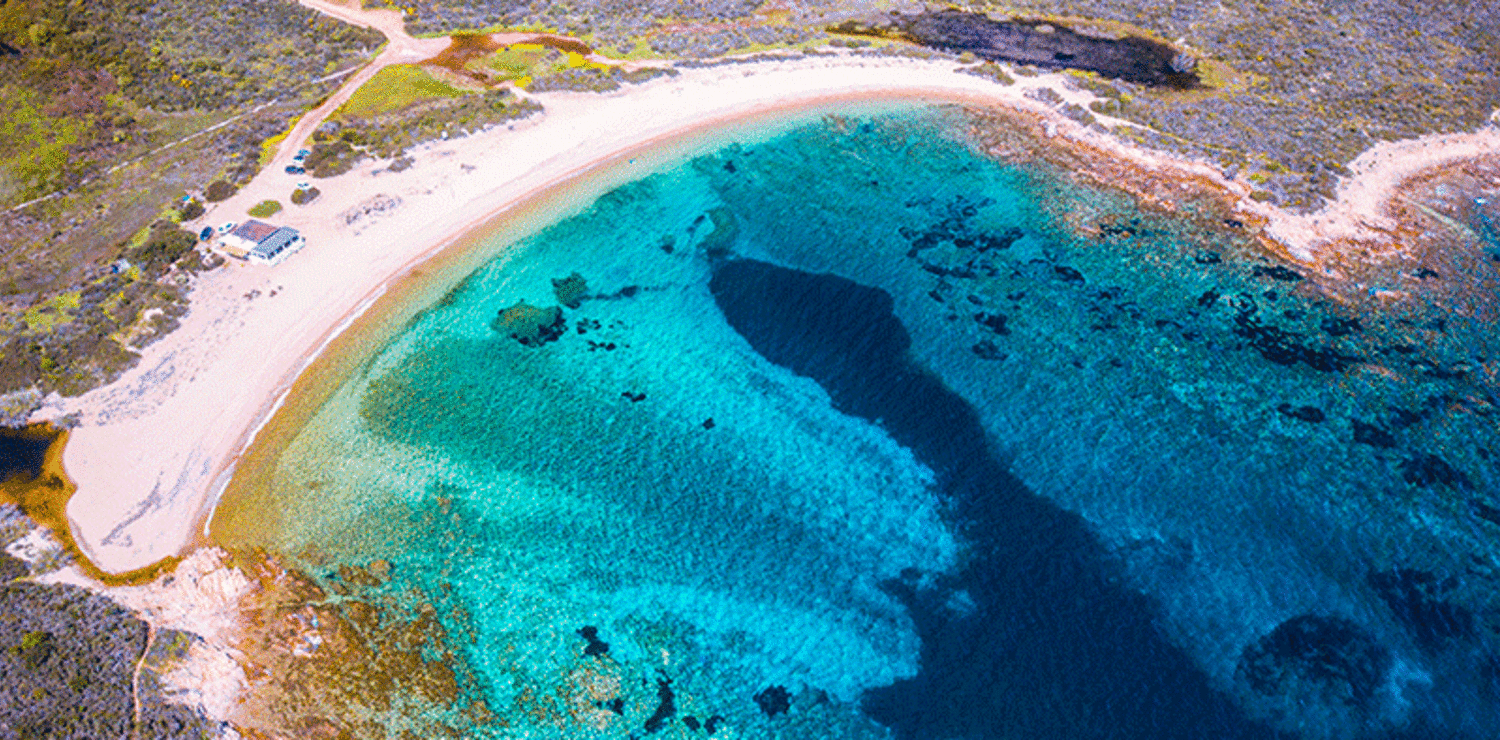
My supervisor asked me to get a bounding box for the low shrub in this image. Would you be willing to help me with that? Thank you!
[130,225,198,275]
[247,200,282,217]
[304,141,362,179]
[289,187,321,205]
[177,199,205,221]
[203,180,237,202]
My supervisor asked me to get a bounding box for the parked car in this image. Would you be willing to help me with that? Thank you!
[296,182,311,190]
[297,148,311,157]
[284,164,305,175]
[217,221,236,234]
[199,226,214,241]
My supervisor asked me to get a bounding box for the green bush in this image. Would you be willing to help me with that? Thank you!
[177,199,205,221]
[247,199,282,217]
[304,141,361,179]
[289,187,321,205]
[130,225,198,275]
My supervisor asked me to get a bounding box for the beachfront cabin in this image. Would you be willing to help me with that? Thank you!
[219,220,306,266]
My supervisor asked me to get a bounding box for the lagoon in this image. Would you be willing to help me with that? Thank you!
[210,104,1500,739]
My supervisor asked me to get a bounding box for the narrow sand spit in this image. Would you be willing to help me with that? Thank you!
[33,40,1498,574]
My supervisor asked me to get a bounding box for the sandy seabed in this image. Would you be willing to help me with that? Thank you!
[33,49,1499,579]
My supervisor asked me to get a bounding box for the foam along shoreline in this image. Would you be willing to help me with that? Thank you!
[36,51,1500,575]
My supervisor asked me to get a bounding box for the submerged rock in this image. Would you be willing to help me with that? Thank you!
[492,301,565,347]
[577,625,610,657]
[1276,404,1325,423]
[1401,453,1467,488]
[752,685,791,717]
[1368,569,1474,648]
[1238,615,1391,710]
[644,677,675,733]
[552,272,588,308]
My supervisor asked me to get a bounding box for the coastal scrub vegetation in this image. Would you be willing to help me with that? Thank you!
[339,64,467,117]
[376,0,1497,211]
[290,186,322,206]
[0,0,382,401]
[364,0,817,58]
[319,53,547,164]
[0,572,216,735]
[0,543,217,738]
[319,36,683,166]
[955,0,1500,210]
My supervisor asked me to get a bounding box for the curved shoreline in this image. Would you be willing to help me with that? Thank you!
[34,50,1499,574]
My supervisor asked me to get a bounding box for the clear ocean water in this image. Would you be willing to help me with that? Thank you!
[212,104,1500,739]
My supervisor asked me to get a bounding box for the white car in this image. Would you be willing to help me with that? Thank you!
[217,222,236,234]
[296,182,311,190]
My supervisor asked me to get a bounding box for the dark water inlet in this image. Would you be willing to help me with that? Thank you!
[709,259,1270,739]
[0,425,56,483]
[835,9,1199,88]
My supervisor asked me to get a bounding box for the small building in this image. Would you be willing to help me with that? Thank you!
[220,220,305,265]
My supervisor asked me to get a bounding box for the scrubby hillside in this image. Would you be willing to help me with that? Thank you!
[0,0,382,400]
[376,0,1498,210]
[980,0,1499,209]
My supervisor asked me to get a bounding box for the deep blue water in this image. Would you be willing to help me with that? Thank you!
[710,259,1270,739]
[223,105,1500,739]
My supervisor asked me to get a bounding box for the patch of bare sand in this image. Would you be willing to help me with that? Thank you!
[43,548,254,722]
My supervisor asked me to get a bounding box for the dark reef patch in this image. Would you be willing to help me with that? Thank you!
[1400,453,1468,489]
[752,685,791,717]
[1470,499,1500,527]
[1252,265,1303,282]
[1238,615,1392,709]
[551,272,588,308]
[703,714,724,734]
[1367,569,1474,649]
[1231,307,1358,372]
[709,258,1270,739]
[643,676,676,733]
[492,301,565,347]
[1276,404,1325,423]
[1351,420,1396,449]
[577,625,610,657]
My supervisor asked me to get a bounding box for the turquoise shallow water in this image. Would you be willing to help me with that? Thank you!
[221,105,1500,738]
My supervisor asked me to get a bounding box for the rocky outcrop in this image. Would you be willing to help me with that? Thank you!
[552,272,588,308]
[492,301,565,347]
[1236,614,1392,733]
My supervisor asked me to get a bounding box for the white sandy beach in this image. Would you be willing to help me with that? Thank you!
[36,31,1499,574]
[43,53,1108,574]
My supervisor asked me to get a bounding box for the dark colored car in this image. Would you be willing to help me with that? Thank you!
[199,226,214,241]
[284,165,305,175]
